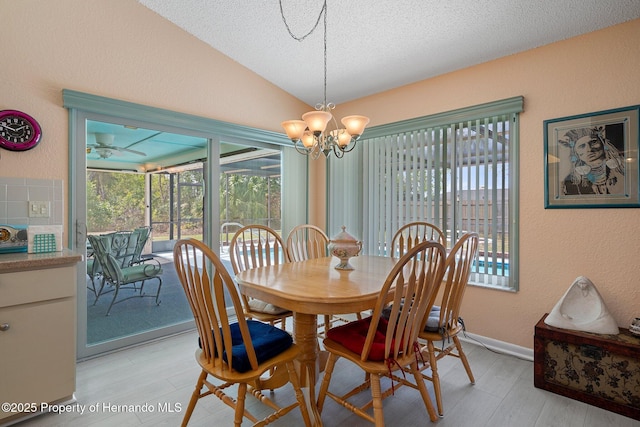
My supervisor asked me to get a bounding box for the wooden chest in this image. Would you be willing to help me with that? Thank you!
[534,314,640,421]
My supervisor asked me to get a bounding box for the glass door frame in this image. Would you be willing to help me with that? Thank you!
[64,90,293,359]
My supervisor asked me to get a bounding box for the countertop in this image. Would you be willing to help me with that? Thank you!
[0,249,82,273]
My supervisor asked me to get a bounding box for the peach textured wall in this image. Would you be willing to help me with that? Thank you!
[0,0,308,182]
[341,19,640,348]
[2,0,639,350]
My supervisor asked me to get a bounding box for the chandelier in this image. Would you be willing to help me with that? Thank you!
[280,0,370,159]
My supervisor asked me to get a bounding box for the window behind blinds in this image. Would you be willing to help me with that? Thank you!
[345,97,523,291]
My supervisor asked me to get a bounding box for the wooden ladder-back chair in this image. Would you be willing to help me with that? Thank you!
[286,224,362,336]
[173,239,311,427]
[390,221,446,258]
[229,225,292,330]
[317,240,447,426]
[286,224,328,262]
[418,232,479,417]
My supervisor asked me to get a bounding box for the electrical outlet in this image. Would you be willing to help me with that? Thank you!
[28,201,50,218]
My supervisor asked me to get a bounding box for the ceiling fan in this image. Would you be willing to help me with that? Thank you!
[87,133,147,158]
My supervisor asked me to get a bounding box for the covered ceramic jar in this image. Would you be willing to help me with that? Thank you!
[328,226,363,270]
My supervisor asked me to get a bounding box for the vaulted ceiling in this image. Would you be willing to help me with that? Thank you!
[89,1,640,171]
[138,0,640,105]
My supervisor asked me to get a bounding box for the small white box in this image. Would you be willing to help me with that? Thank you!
[27,225,63,253]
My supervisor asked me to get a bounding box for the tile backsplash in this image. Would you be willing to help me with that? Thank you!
[0,177,64,225]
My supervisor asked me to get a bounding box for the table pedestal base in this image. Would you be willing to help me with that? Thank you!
[294,312,323,426]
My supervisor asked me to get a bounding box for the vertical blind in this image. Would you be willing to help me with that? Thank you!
[330,97,523,291]
[361,115,515,290]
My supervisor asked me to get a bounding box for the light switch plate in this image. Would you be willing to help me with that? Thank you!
[28,201,50,218]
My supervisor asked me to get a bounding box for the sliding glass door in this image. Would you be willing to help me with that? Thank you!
[65,90,302,359]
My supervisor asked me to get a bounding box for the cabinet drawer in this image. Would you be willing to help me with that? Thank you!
[0,298,76,417]
[0,266,76,307]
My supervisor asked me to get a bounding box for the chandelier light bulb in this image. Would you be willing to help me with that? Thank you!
[302,132,316,148]
[330,129,352,147]
[341,115,370,139]
[302,110,332,134]
[281,120,306,141]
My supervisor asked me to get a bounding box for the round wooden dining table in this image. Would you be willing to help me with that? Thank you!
[235,254,398,426]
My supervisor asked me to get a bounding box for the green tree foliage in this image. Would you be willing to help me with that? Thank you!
[220,173,281,225]
[177,170,204,233]
[87,167,281,237]
[149,171,204,238]
[151,173,171,224]
[86,171,145,232]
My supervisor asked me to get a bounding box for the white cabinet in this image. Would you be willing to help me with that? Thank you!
[0,255,78,424]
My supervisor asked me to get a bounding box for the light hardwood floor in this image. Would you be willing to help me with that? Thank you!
[15,330,640,427]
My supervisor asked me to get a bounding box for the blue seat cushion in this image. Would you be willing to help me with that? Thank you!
[383,303,443,333]
[326,316,391,361]
[424,306,442,332]
[201,320,293,373]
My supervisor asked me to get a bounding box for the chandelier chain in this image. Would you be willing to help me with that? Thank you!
[323,1,327,108]
[278,0,326,42]
[279,0,329,107]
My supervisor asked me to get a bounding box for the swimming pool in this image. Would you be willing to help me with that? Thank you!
[474,258,509,276]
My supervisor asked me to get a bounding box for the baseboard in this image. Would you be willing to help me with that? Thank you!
[458,332,534,362]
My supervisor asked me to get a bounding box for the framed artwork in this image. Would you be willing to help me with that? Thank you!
[544,105,640,208]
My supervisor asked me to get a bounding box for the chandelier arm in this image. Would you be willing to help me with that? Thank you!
[339,140,358,153]
[279,0,326,42]
[310,145,321,160]
[293,140,311,156]
[293,139,323,160]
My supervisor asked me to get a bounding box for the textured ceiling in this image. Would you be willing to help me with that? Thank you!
[137,0,640,106]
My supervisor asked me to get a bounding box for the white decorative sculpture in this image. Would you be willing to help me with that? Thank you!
[328,226,362,270]
[544,276,619,335]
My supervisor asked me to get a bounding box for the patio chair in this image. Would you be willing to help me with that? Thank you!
[286,224,362,336]
[229,225,293,330]
[86,242,101,297]
[87,232,162,316]
[105,227,150,267]
[173,238,311,427]
[418,232,479,416]
[87,227,153,297]
[131,226,152,263]
[316,240,447,426]
[390,221,446,257]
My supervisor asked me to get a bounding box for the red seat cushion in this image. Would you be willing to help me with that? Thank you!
[326,316,391,361]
